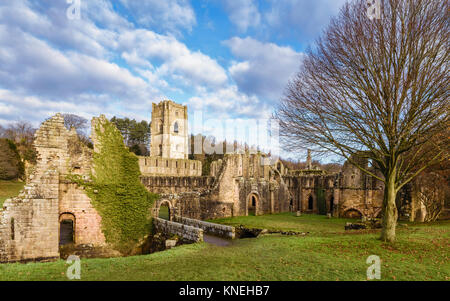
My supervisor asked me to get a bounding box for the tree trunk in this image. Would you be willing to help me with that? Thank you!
[380,173,398,243]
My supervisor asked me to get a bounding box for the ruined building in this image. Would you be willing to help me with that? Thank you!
[1,100,388,263]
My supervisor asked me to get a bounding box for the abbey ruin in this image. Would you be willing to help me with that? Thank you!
[1,100,422,263]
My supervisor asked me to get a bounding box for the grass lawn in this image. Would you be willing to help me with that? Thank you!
[0,180,25,207]
[211,212,360,236]
[0,213,448,281]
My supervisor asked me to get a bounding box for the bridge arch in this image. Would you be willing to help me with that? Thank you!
[154,199,175,221]
[343,208,363,219]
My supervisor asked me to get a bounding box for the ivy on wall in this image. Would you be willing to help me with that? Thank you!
[70,118,158,253]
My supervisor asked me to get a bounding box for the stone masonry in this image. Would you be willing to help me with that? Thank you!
[0,114,105,263]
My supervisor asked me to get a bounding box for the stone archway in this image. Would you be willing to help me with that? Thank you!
[343,208,363,219]
[247,193,259,216]
[59,213,75,246]
[154,199,175,221]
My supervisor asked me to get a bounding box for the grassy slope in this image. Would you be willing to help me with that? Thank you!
[0,214,449,281]
[0,180,25,207]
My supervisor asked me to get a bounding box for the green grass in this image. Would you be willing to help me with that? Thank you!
[0,180,25,207]
[211,212,359,236]
[0,213,448,281]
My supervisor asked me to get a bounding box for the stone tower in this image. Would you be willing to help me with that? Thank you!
[150,100,189,159]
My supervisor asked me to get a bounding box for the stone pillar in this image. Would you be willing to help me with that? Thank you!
[333,188,340,218]
[270,190,274,214]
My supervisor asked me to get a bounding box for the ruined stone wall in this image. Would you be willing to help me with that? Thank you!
[0,115,88,262]
[141,176,214,194]
[138,156,202,176]
[154,193,234,221]
[208,153,292,217]
[0,170,60,263]
[59,182,105,245]
[0,114,105,263]
[283,157,384,218]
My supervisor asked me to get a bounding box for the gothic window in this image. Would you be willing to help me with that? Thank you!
[174,122,179,133]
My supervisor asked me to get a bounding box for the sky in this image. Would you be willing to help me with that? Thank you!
[0,0,347,149]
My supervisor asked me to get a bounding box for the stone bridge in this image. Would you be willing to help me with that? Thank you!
[152,196,235,243]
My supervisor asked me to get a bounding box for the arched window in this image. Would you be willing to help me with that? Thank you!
[174,122,179,133]
[159,121,163,133]
[159,145,162,156]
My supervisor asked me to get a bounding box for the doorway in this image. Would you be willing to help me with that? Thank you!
[248,194,258,216]
[59,213,75,246]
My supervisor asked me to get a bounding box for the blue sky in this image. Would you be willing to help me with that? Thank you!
[0,0,347,136]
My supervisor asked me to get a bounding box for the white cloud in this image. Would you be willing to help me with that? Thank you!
[118,29,228,88]
[0,0,286,128]
[119,0,196,34]
[0,25,153,99]
[0,0,232,125]
[223,0,261,32]
[224,37,303,101]
[187,85,271,119]
[0,0,122,59]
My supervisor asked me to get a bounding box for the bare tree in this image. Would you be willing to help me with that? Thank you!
[3,121,36,145]
[62,114,88,133]
[275,0,449,242]
[62,114,92,147]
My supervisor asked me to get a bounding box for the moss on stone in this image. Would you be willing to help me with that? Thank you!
[70,118,158,253]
